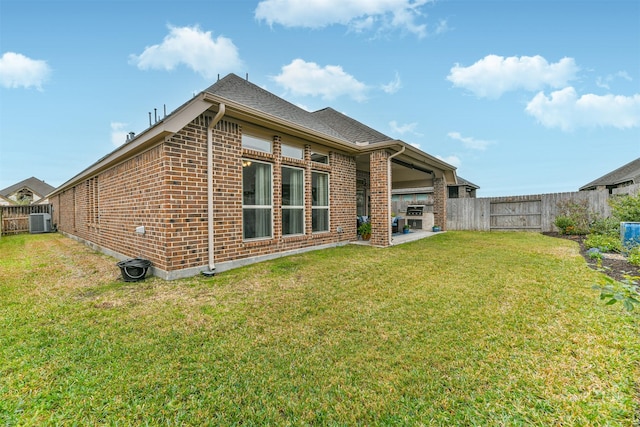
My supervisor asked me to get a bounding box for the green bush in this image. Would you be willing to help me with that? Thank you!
[554,199,591,235]
[589,217,620,236]
[584,234,622,252]
[554,216,577,235]
[629,246,640,267]
[610,193,640,222]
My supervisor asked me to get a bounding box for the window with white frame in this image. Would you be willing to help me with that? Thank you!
[242,160,272,239]
[281,143,304,160]
[310,151,328,164]
[242,134,272,153]
[312,172,329,232]
[282,166,304,235]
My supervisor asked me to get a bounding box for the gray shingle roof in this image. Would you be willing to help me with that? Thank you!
[204,74,397,145]
[455,176,480,189]
[204,74,349,142]
[310,108,392,144]
[0,177,55,198]
[580,157,640,190]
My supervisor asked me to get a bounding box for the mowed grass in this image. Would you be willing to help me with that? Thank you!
[0,232,638,425]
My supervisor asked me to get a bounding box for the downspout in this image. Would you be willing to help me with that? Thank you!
[202,104,226,276]
[387,145,405,244]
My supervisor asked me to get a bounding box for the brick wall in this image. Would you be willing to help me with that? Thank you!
[53,114,359,277]
[369,149,390,247]
[433,177,446,230]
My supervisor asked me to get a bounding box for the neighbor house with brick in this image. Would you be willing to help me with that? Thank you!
[49,73,457,279]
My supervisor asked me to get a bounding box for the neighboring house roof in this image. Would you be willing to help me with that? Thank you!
[0,177,55,199]
[579,157,640,191]
[455,176,480,190]
[0,194,13,206]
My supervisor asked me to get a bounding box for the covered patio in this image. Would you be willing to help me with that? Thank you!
[353,141,456,247]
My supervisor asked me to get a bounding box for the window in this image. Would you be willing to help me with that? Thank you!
[448,186,459,199]
[416,193,428,201]
[282,167,304,235]
[312,172,329,232]
[242,134,272,153]
[311,152,328,164]
[242,160,272,239]
[282,144,303,160]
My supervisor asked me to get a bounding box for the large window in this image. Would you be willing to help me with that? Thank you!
[242,160,272,239]
[282,167,304,235]
[312,172,329,232]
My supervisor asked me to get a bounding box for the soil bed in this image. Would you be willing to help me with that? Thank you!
[543,232,640,282]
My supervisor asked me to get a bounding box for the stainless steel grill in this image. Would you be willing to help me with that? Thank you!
[405,205,431,230]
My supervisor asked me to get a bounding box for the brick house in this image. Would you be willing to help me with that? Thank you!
[49,74,457,279]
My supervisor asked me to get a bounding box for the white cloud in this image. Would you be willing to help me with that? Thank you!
[255,0,431,38]
[0,52,51,90]
[389,120,422,136]
[434,19,449,35]
[447,131,492,150]
[436,154,461,168]
[447,55,579,99]
[272,59,368,101]
[596,71,632,90]
[381,72,402,94]
[129,25,242,79]
[525,87,640,131]
[111,122,129,146]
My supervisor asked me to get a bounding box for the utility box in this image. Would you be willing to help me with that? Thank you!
[29,213,52,233]
[621,222,640,250]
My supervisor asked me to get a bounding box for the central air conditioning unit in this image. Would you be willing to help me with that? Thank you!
[29,213,52,234]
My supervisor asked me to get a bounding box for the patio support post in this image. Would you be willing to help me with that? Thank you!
[433,176,446,231]
[369,149,391,247]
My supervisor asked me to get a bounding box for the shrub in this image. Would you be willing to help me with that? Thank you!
[609,193,640,222]
[584,234,622,253]
[629,246,640,267]
[589,217,620,236]
[554,216,577,235]
[593,273,640,311]
[554,199,591,235]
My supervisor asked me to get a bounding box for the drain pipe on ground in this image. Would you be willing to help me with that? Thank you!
[387,145,405,244]
[202,104,226,277]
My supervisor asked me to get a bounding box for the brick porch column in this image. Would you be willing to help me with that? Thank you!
[369,150,391,247]
[433,176,446,231]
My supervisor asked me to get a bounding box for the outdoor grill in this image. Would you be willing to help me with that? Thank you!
[404,205,433,230]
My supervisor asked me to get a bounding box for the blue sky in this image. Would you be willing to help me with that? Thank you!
[1,0,638,196]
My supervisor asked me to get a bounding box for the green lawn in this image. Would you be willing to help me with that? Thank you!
[1,232,638,425]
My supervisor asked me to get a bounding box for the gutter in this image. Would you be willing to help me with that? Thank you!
[202,104,226,277]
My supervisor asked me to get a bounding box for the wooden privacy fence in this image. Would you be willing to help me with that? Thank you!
[447,189,618,232]
[0,204,52,236]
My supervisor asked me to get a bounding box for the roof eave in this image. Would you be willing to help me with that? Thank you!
[202,93,358,153]
[49,93,216,197]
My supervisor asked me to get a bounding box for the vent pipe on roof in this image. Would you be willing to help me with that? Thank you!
[148,112,152,127]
